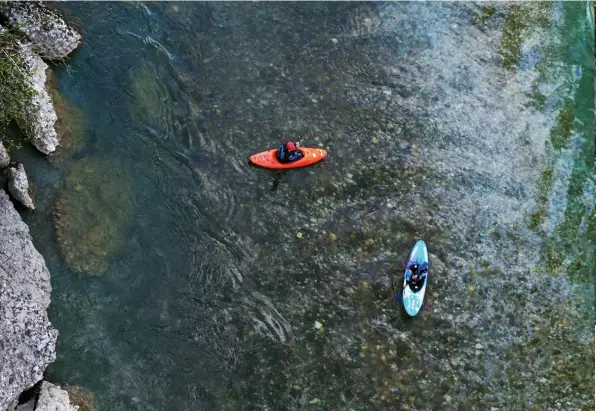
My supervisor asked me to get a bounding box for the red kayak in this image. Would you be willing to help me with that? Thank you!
[249,147,327,169]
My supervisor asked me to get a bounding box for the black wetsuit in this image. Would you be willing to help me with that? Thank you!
[277,144,303,163]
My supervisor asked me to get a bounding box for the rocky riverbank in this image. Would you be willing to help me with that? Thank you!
[0,3,82,410]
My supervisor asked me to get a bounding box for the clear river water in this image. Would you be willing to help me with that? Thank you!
[10,2,595,410]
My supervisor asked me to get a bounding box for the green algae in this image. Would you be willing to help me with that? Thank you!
[499,3,550,70]
[525,82,548,110]
[520,0,595,286]
[540,99,594,285]
[474,5,497,25]
[0,30,38,140]
[529,169,553,229]
[500,5,528,70]
[544,155,595,285]
[499,3,594,408]
[550,100,577,150]
[504,314,595,409]
[54,157,135,275]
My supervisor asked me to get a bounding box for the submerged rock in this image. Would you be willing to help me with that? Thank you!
[61,386,95,411]
[0,2,81,60]
[129,63,174,133]
[47,74,87,167]
[54,157,135,275]
[0,141,9,168]
[36,382,79,411]
[0,189,57,411]
[7,163,35,210]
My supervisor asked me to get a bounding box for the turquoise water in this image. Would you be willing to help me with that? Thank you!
[11,2,594,409]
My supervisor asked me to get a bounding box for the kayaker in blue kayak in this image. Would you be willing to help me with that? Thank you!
[407,262,428,292]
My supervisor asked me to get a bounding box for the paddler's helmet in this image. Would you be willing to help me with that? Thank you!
[286,141,296,151]
[409,263,419,273]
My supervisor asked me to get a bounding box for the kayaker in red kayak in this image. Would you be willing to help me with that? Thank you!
[277,140,303,163]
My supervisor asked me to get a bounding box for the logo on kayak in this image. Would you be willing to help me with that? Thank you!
[405,294,422,313]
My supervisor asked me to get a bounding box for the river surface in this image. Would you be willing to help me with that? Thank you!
[11,1,594,410]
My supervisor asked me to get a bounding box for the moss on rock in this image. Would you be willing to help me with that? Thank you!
[499,3,550,70]
[0,29,38,144]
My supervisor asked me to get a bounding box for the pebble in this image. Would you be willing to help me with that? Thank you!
[372,137,379,144]
[331,38,338,44]
[296,232,303,239]
[314,320,323,329]
[364,17,373,26]
[329,233,337,240]
[475,343,483,349]
[346,173,353,179]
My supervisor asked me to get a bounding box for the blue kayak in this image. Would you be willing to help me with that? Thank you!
[402,240,429,317]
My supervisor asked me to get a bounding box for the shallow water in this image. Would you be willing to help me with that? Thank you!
[12,1,594,410]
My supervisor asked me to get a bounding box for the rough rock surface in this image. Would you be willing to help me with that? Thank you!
[0,2,81,60]
[35,382,79,411]
[7,164,35,210]
[0,141,9,168]
[17,41,60,155]
[15,399,35,411]
[0,189,57,411]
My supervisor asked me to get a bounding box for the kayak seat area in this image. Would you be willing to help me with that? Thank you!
[277,149,304,164]
[410,279,424,292]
